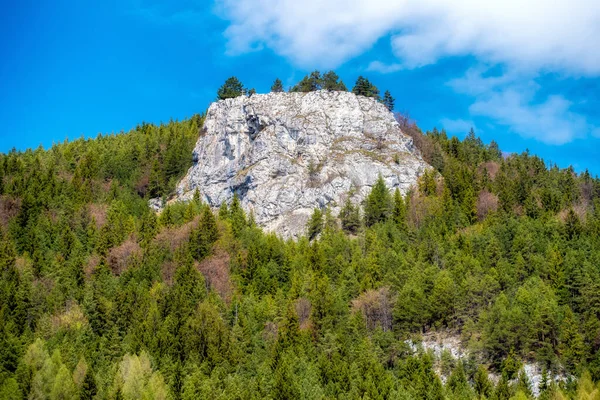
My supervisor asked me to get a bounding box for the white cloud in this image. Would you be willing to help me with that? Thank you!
[217,0,600,75]
[452,67,595,145]
[440,118,476,134]
[366,61,403,74]
[470,90,591,145]
[217,0,600,145]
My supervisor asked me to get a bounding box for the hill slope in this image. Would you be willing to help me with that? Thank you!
[173,91,430,237]
[1,103,600,399]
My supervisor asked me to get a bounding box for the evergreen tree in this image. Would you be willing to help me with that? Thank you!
[230,193,246,237]
[308,208,323,240]
[271,78,284,93]
[352,76,380,99]
[339,198,360,234]
[190,206,219,261]
[382,90,395,111]
[218,202,229,220]
[291,71,322,92]
[217,77,244,100]
[473,366,493,398]
[462,187,477,224]
[392,188,406,227]
[564,209,581,240]
[80,367,97,400]
[364,175,391,227]
[321,71,347,91]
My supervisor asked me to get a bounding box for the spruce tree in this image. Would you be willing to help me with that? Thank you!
[321,71,347,91]
[352,76,380,99]
[291,71,323,92]
[382,90,395,111]
[340,198,360,234]
[271,78,284,93]
[218,202,229,220]
[392,188,406,227]
[217,77,244,100]
[190,206,219,260]
[308,208,323,240]
[230,194,247,237]
[564,209,581,240]
[80,367,97,400]
[364,175,392,227]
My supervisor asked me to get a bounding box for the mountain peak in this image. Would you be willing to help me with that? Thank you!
[173,90,430,237]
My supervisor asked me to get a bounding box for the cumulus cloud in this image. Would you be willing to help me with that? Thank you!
[217,0,600,74]
[450,67,596,144]
[217,0,600,145]
[439,118,476,135]
[367,61,403,74]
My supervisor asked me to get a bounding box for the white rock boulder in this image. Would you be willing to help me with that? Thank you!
[173,90,430,237]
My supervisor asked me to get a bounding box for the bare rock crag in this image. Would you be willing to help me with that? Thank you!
[173,90,431,237]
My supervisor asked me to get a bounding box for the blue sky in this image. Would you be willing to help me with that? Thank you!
[1,0,599,174]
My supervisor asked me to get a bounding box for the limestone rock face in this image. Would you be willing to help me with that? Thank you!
[174,90,431,238]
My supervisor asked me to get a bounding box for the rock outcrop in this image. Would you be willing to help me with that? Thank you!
[173,90,430,237]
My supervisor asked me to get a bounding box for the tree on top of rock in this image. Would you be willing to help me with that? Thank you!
[352,76,380,99]
[271,78,284,93]
[321,71,347,91]
[291,71,323,92]
[382,90,395,111]
[290,70,347,93]
[217,77,244,100]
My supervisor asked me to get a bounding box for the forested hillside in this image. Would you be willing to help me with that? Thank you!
[1,108,600,399]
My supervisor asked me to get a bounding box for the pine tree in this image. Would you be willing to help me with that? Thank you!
[271,78,284,93]
[218,202,229,220]
[193,188,201,205]
[291,71,322,92]
[516,369,533,398]
[473,366,493,398]
[382,90,395,111]
[321,71,347,91]
[80,366,97,400]
[308,208,323,240]
[392,188,406,227]
[217,77,244,100]
[564,209,581,240]
[462,187,477,224]
[494,375,512,400]
[190,206,219,260]
[340,198,360,234]
[148,159,164,198]
[352,76,380,99]
[364,175,391,227]
[230,193,246,237]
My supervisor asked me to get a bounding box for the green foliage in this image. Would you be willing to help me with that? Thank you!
[352,76,380,99]
[270,78,284,93]
[217,76,244,100]
[290,70,347,93]
[189,206,219,261]
[307,207,323,240]
[80,366,97,400]
[382,90,395,111]
[0,110,599,399]
[321,71,347,91]
[291,70,324,92]
[364,175,392,227]
[339,198,361,234]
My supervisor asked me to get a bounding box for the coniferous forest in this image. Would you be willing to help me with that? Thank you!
[2,82,600,399]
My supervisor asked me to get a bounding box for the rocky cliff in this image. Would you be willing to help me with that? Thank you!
[173,90,431,237]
